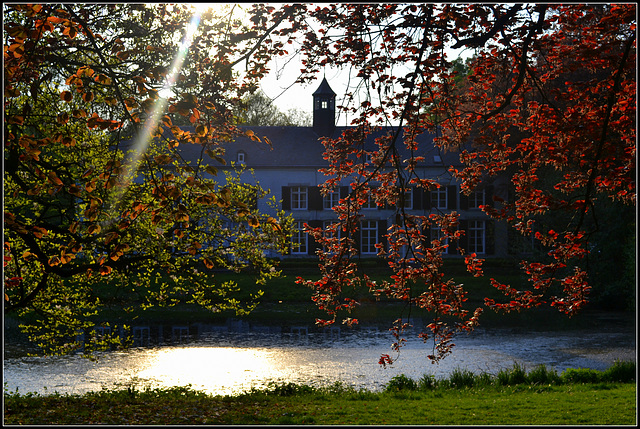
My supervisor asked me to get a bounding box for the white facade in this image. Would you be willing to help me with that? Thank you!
[178,79,509,258]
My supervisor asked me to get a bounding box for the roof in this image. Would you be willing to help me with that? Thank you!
[189,125,458,169]
[312,77,337,97]
[124,125,459,170]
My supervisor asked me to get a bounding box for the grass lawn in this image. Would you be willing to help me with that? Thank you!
[5,362,636,425]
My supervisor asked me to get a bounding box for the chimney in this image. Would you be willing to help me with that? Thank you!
[312,77,336,137]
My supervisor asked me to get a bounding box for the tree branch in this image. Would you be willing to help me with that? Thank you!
[451,5,522,49]
[575,30,636,233]
[481,4,547,121]
[228,6,295,70]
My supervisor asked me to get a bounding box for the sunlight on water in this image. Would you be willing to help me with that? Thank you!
[126,345,414,395]
[136,347,278,394]
[4,327,635,397]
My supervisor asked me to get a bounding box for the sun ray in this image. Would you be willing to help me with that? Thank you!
[108,7,203,217]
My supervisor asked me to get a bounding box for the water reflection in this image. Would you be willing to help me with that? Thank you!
[136,348,275,394]
[4,322,635,397]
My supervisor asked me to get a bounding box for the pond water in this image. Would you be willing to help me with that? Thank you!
[4,316,635,397]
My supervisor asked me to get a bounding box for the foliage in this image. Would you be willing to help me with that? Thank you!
[3,4,636,364]
[384,374,418,392]
[561,367,602,384]
[241,4,636,362]
[526,364,562,385]
[3,4,293,355]
[600,360,636,383]
[448,367,477,388]
[236,89,311,126]
[394,360,636,390]
[496,362,528,385]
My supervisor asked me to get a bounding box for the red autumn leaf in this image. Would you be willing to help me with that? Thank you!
[31,226,48,238]
[60,91,73,102]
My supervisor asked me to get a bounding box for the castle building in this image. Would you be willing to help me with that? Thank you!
[180,78,509,258]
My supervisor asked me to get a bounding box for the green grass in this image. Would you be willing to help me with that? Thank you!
[4,362,636,425]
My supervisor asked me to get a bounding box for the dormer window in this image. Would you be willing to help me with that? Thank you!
[365,153,373,164]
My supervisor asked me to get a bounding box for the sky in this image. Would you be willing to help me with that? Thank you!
[190,3,472,121]
[256,47,472,126]
[247,14,473,124]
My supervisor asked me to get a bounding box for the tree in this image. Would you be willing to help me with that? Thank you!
[3,4,293,355]
[4,3,635,364]
[239,4,636,362]
[237,90,311,126]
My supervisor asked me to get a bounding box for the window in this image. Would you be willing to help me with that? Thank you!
[321,221,341,254]
[362,189,377,209]
[323,220,340,239]
[94,326,111,339]
[401,188,413,209]
[291,186,308,210]
[469,189,485,209]
[321,99,329,109]
[430,227,449,247]
[468,220,485,254]
[172,326,189,343]
[291,221,308,254]
[237,151,245,164]
[431,186,448,209]
[365,153,373,164]
[361,221,378,254]
[323,191,339,209]
[132,326,150,347]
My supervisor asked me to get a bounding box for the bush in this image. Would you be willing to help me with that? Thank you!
[601,360,635,383]
[561,368,601,384]
[497,363,528,385]
[262,382,316,396]
[527,364,560,385]
[418,374,438,390]
[475,372,494,387]
[385,374,417,392]
[449,368,476,388]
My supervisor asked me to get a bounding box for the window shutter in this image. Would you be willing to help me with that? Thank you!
[413,187,423,210]
[423,189,431,210]
[281,186,291,210]
[458,219,469,255]
[309,186,323,211]
[447,185,457,209]
[424,223,432,250]
[378,219,388,251]
[459,192,469,210]
[485,185,494,208]
[485,220,495,255]
[340,186,349,199]
[307,220,323,255]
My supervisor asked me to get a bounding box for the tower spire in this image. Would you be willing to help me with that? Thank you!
[312,77,336,137]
